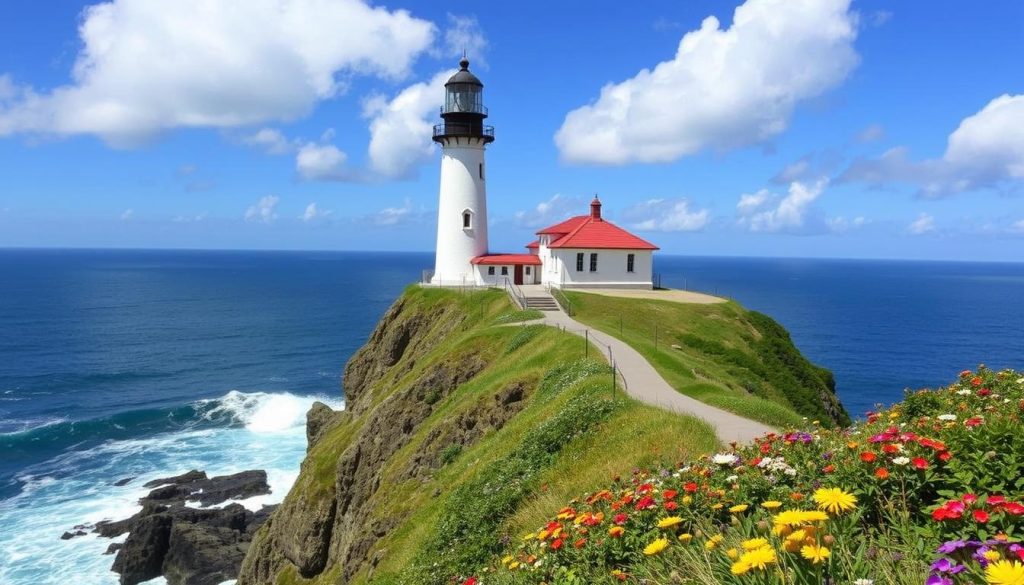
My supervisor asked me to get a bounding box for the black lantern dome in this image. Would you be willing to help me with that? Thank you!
[433,57,494,144]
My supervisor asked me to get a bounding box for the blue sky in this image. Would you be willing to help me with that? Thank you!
[0,0,1022,260]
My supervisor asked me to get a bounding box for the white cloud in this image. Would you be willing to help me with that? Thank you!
[514,194,587,228]
[444,14,487,68]
[373,198,417,226]
[242,127,294,155]
[120,209,134,221]
[907,212,936,235]
[0,0,435,146]
[842,94,1024,197]
[554,0,859,164]
[737,178,829,233]
[363,70,452,179]
[245,195,279,224]
[296,143,349,181]
[300,202,332,222]
[825,215,867,233]
[621,199,710,232]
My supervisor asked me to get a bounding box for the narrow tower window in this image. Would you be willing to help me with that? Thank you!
[463,211,472,229]
[627,253,635,273]
[576,252,584,272]
[479,163,484,180]
[589,253,598,272]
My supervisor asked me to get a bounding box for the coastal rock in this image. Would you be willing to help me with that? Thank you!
[305,401,344,451]
[60,530,87,540]
[92,470,275,585]
[114,477,135,486]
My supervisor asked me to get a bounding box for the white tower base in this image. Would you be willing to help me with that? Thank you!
[431,138,489,286]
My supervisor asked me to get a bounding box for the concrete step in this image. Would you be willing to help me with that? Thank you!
[524,296,560,311]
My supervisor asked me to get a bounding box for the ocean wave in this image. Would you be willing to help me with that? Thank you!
[0,391,345,464]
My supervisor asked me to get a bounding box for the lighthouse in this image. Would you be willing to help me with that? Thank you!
[430,57,495,286]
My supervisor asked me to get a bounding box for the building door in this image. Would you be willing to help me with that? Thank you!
[514,265,523,285]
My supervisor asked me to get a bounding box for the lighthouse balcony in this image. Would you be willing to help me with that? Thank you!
[432,123,495,143]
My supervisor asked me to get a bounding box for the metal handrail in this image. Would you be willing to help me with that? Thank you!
[504,277,526,309]
[546,284,575,316]
[433,123,495,138]
[440,105,488,116]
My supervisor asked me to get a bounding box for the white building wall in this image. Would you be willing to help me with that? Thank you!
[431,140,488,286]
[474,264,540,286]
[542,249,653,289]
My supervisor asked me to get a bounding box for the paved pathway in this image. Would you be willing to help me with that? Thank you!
[518,299,775,445]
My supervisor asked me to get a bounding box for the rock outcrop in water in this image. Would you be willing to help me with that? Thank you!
[90,469,277,585]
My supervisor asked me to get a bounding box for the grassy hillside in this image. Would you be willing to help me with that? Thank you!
[563,291,850,428]
[238,286,848,585]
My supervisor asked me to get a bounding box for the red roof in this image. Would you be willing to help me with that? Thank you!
[536,215,659,251]
[471,254,542,265]
[526,240,539,249]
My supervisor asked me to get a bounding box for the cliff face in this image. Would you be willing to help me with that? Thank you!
[239,291,490,584]
[237,287,850,585]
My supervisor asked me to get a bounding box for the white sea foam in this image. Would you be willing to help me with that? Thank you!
[0,390,344,585]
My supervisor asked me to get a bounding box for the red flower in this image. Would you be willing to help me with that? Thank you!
[574,538,586,549]
[638,483,654,494]
[875,468,890,480]
[684,482,698,493]
[551,538,564,550]
[663,489,678,500]
[974,510,990,523]
[823,464,835,474]
[1004,502,1024,516]
[860,452,877,463]
[882,444,900,455]
[635,495,656,510]
[664,501,679,511]
[464,578,477,585]
[965,417,984,428]
[978,388,992,396]
[988,495,1007,507]
[912,457,929,470]
[938,452,953,462]
[963,494,978,505]
[613,513,628,525]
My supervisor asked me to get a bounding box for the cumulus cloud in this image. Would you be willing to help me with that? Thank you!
[554,0,859,164]
[0,0,435,146]
[296,143,350,181]
[363,70,452,179]
[514,194,588,229]
[736,178,830,233]
[621,199,710,232]
[907,212,936,235]
[300,202,332,222]
[242,128,295,155]
[825,215,867,233]
[444,14,487,68]
[841,94,1024,197]
[245,195,279,224]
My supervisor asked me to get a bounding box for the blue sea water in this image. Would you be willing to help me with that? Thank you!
[0,249,1022,584]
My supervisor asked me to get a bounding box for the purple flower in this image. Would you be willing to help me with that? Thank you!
[926,575,953,585]
[822,451,834,460]
[937,540,967,554]
[931,558,953,572]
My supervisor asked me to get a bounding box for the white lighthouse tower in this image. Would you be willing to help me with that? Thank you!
[430,57,495,286]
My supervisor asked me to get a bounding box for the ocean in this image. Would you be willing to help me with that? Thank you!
[1,249,1022,584]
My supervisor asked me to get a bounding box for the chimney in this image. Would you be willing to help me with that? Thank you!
[590,195,602,221]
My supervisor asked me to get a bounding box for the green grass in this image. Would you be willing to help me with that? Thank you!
[251,285,844,585]
[494,308,545,323]
[563,291,849,428]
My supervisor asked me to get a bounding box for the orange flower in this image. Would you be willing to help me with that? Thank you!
[860,452,877,463]
[791,493,805,501]
[875,468,890,480]
[608,526,625,538]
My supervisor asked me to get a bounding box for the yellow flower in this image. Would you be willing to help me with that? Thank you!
[502,555,513,565]
[801,510,829,523]
[984,550,1003,562]
[657,516,683,529]
[608,526,624,538]
[773,509,827,530]
[522,533,536,541]
[813,488,858,515]
[682,495,693,505]
[679,533,693,543]
[800,544,831,564]
[711,503,724,510]
[783,530,807,552]
[985,560,1024,585]
[731,560,751,576]
[761,500,783,510]
[726,548,739,560]
[705,534,724,550]
[742,538,770,551]
[537,529,550,541]
[739,546,777,571]
[729,504,749,514]
[509,561,520,570]
[644,537,669,556]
